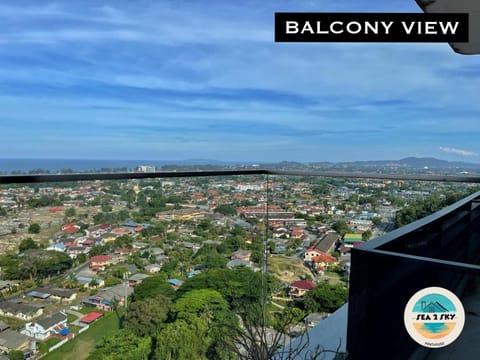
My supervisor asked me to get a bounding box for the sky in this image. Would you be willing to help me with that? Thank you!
[0,0,479,163]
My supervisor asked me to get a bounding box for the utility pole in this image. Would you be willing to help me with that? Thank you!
[123,272,128,313]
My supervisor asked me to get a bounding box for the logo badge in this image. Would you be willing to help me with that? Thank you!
[404,287,465,348]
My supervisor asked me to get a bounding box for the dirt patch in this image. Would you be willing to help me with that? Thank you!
[268,256,312,282]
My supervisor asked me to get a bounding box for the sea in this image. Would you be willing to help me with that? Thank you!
[0,158,166,173]
[0,158,242,174]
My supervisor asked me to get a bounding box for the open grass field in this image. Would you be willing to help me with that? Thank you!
[42,311,121,360]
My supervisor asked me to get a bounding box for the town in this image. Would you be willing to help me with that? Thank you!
[0,169,477,359]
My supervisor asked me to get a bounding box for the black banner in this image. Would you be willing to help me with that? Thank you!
[275,13,469,42]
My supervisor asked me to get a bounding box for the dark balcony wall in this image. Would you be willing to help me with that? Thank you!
[347,192,480,359]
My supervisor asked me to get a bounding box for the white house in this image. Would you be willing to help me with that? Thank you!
[22,312,68,340]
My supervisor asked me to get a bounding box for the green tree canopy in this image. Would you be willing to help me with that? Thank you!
[331,220,350,237]
[65,207,76,217]
[18,237,38,253]
[8,350,24,360]
[133,274,176,301]
[126,297,171,337]
[153,316,209,360]
[28,223,41,234]
[177,268,278,316]
[362,229,373,241]
[171,289,229,320]
[1,249,72,280]
[214,204,237,216]
[303,282,348,314]
[87,328,152,360]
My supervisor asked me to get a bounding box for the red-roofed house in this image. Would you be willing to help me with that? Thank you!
[290,280,316,298]
[89,255,111,271]
[311,252,338,272]
[80,312,103,324]
[111,227,132,236]
[63,227,79,234]
[291,227,305,239]
[62,222,78,231]
[304,248,325,262]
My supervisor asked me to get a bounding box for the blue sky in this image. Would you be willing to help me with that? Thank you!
[0,0,479,163]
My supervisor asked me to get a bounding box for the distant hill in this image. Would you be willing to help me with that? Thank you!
[1,156,479,174]
[311,157,480,169]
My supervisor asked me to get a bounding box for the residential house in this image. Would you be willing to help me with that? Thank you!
[46,243,67,252]
[168,279,183,290]
[0,301,43,321]
[66,246,90,259]
[31,287,77,303]
[343,233,364,248]
[314,232,341,253]
[290,227,306,239]
[272,227,290,238]
[75,276,105,288]
[310,252,338,272]
[231,249,251,261]
[0,329,29,354]
[79,311,103,324]
[85,284,133,311]
[304,249,325,262]
[101,233,118,243]
[290,280,316,298]
[111,227,134,236]
[22,312,68,340]
[61,222,80,233]
[128,273,150,287]
[145,264,161,274]
[227,259,253,270]
[89,255,111,271]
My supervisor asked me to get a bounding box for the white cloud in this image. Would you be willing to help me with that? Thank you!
[439,147,478,157]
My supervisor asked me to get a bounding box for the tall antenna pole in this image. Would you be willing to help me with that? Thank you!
[262,174,270,337]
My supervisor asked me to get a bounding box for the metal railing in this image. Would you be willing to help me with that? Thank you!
[348,191,480,359]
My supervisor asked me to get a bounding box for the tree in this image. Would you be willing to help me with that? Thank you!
[65,207,76,217]
[133,274,176,301]
[88,328,152,360]
[303,282,348,314]
[331,221,350,237]
[171,289,230,320]
[18,238,38,253]
[153,316,210,360]
[177,268,277,316]
[362,229,373,241]
[126,297,171,337]
[77,253,87,264]
[28,223,41,234]
[170,289,239,360]
[214,204,237,216]
[8,350,24,360]
[268,241,276,253]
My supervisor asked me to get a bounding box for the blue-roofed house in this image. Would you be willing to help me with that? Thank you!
[168,279,183,289]
[46,243,66,252]
[187,270,201,278]
[26,291,50,300]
